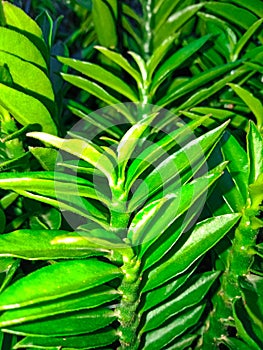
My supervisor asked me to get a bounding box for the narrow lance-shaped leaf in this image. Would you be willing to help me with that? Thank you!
[129,122,228,211]
[229,83,263,130]
[13,328,118,350]
[0,286,119,327]
[58,57,138,102]
[247,121,263,185]
[151,35,212,94]
[27,132,117,185]
[0,230,112,260]
[142,271,219,332]
[2,308,116,337]
[143,304,206,350]
[95,46,141,84]
[0,259,121,310]
[143,213,240,292]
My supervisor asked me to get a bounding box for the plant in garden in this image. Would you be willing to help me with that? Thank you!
[0,0,262,349]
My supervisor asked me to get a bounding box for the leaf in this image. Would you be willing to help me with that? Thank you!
[156,61,240,106]
[233,298,263,350]
[221,337,250,350]
[153,4,204,49]
[92,0,117,48]
[0,259,121,310]
[0,286,119,327]
[232,18,263,60]
[142,271,219,332]
[221,132,249,205]
[151,35,212,94]
[142,266,197,312]
[0,230,112,260]
[204,2,258,30]
[164,334,197,350]
[0,27,46,70]
[13,327,118,349]
[129,163,227,253]
[0,84,57,135]
[95,46,141,84]
[125,115,211,191]
[147,34,179,79]
[3,2,43,39]
[58,57,138,102]
[239,275,263,329]
[29,147,58,171]
[247,121,263,185]
[128,122,228,211]
[0,258,20,294]
[143,213,240,292]
[2,308,116,337]
[0,51,54,102]
[228,83,263,129]
[27,132,116,185]
[143,304,205,350]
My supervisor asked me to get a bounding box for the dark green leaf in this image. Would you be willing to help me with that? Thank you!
[143,304,205,350]
[0,230,111,260]
[143,213,240,291]
[14,327,117,349]
[0,259,121,310]
[2,308,116,337]
[143,271,219,332]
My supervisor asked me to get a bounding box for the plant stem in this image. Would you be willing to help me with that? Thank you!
[141,0,153,61]
[116,250,141,350]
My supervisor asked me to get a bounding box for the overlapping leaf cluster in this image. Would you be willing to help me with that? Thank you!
[0,0,262,349]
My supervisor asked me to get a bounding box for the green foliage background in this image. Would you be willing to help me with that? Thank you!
[0,0,262,349]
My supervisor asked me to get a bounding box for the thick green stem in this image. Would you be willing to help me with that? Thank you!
[116,252,141,350]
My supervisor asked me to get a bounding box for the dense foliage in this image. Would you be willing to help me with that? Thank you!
[0,0,262,349]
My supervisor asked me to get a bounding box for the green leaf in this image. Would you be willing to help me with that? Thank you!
[0,258,20,294]
[239,275,263,329]
[0,286,118,327]
[0,27,46,70]
[147,34,179,79]
[151,35,212,94]
[125,116,211,191]
[2,308,116,337]
[156,61,240,106]
[204,2,258,30]
[58,57,138,102]
[142,271,219,332]
[164,334,197,350]
[0,51,54,102]
[153,4,203,49]
[95,46,141,84]
[143,213,240,291]
[233,298,263,350]
[221,337,250,350]
[247,121,263,184]
[129,122,228,211]
[221,132,249,206]
[143,304,205,350]
[92,0,117,48]
[29,147,58,171]
[3,2,43,39]
[0,259,121,310]
[27,132,116,185]
[232,18,263,60]
[129,163,227,254]
[0,84,57,135]
[142,266,197,312]
[229,84,263,129]
[14,327,118,349]
[0,230,112,260]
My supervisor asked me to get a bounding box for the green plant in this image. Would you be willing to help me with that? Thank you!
[0,1,262,349]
